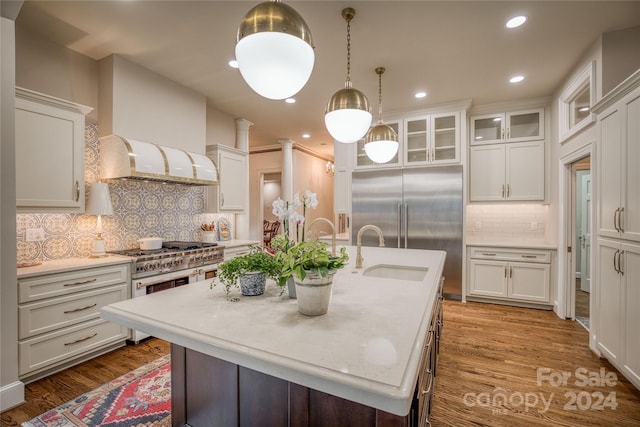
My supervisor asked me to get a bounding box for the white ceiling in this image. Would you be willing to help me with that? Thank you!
[15,1,640,157]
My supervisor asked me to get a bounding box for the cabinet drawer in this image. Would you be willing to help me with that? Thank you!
[19,318,128,376]
[19,264,129,303]
[469,247,550,263]
[19,284,128,339]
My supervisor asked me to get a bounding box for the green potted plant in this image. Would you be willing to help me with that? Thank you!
[214,247,281,299]
[275,240,349,315]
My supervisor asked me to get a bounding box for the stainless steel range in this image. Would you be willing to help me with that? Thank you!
[110,241,224,343]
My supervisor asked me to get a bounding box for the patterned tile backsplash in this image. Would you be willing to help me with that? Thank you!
[16,124,233,263]
[466,204,548,242]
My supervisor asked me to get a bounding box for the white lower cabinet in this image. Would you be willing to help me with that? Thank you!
[596,239,640,389]
[467,247,551,305]
[18,263,130,381]
[222,243,254,261]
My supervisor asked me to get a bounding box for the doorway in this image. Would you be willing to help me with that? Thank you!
[572,156,591,330]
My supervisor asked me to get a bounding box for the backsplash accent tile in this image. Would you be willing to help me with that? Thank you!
[16,124,233,263]
[466,204,547,242]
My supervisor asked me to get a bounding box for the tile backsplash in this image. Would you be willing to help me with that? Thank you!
[16,124,233,263]
[466,204,547,242]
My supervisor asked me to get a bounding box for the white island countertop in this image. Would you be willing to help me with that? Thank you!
[101,245,445,416]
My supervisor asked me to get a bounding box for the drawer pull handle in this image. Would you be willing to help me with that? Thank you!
[482,253,496,256]
[63,278,97,287]
[64,303,97,314]
[421,370,434,395]
[425,330,434,348]
[64,333,97,346]
[521,255,537,258]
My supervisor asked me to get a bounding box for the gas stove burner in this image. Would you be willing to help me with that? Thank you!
[162,241,218,250]
[110,248,175,257]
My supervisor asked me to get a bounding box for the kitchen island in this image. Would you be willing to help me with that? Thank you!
[101,246,445,427]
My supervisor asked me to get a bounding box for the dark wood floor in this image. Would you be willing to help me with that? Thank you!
[2,301,639,426]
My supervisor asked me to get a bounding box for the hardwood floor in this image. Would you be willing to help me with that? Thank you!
[431,300,640,426]
[2,302,639,426]
[0,338,170,426]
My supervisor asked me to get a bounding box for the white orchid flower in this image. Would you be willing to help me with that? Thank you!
[272,198,286,219]
[304,189,318,209]
[292,192,302,208]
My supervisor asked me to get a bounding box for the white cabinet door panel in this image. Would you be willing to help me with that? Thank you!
[469,145,505,201]
[469,260,508,297]
[506,141,545,201]
[597,240,623,363]
[623,242,640,385]
[509,262,550,302]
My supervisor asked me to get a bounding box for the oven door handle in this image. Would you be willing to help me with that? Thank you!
[135,276,183,290]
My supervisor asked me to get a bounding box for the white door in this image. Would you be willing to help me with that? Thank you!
[580,174,592,292]
[469,145,505,201]
[506,141,545,201]
[596,239,623,363]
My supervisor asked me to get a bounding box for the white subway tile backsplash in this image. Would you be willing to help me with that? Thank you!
[466,204,547,242]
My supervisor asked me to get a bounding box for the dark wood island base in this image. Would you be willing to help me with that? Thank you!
[171,343,412,427]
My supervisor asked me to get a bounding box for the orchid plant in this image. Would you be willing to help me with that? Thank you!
[271,189,318,245]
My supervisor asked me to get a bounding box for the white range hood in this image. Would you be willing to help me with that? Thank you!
[99,135,218,185]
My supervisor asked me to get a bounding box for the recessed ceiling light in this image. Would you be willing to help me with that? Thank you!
[509,75,525,83]
[415,91,427,99]
[506,15,527,29]
[228,59,238,68]
[302,133,310,138]
[285,98,296,104]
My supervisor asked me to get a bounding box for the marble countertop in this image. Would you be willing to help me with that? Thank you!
[101,245,445,416]
[17,255,133,278]
[466,240,557,250]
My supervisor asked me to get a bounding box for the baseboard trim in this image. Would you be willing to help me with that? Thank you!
[0,380,25,411]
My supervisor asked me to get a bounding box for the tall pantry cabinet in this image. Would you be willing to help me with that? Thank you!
[593,70,640,390]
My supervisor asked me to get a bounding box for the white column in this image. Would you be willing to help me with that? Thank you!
[235,118,252,240]
[279,139,294,203]
[279,139,295,242]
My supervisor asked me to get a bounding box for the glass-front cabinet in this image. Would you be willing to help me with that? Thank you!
[471,108,544,145]
[404,113,459,165]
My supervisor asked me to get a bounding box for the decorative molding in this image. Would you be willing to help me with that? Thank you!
[559,61,596,143]
[469,96,551,116]
[249,143,333,162]
[591,68,640,114]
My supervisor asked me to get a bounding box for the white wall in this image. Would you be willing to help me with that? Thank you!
[1,7,24,411]
[15,23,98,123]
[99,55,206,153]
[206,102,236,148]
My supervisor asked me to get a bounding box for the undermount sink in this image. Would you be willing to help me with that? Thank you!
[362,264,428,282]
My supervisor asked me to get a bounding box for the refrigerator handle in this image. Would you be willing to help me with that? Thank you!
[404,203,408,249]
[397,204,402,248]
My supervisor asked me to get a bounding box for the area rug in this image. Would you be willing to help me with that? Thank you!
[23,355,171,427]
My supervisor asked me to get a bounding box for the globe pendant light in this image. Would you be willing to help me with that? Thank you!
[324,8,372,144]
[236,1,315,100]
[364,67,399,164]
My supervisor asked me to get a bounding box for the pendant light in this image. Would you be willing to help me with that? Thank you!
[324,8,372,144]
[364,67,399,164]
[235,1,315,100]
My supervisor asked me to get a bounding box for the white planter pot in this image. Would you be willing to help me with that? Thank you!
[294,271,335,316]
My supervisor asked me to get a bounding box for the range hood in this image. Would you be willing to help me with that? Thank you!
[99,135,218,185]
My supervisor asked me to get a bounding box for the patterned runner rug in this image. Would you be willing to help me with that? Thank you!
[23,355,171,427]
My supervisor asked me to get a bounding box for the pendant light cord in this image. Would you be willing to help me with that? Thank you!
[343,9,354,89]
[376,67,385,124]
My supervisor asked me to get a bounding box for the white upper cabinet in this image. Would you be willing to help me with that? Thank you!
[205,145,246,213]
[471,108,544,145]
[469,141,545,202]
[595,83,640,242]
[404,112,460,166]
[353,104,466,170]
[15,88,92,213]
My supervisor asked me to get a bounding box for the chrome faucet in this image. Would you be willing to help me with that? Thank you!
[306,217,336,255]
[355,225,385,269]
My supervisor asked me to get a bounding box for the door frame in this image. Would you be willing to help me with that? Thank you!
[258,168,283,239]
[558,142,595,346]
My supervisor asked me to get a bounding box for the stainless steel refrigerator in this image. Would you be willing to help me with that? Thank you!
[351,165,463,298]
